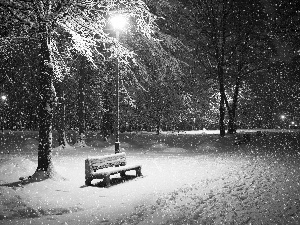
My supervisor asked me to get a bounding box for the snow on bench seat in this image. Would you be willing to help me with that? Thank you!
[85,152,142,187]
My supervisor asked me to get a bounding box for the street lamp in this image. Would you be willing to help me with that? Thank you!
[280,114,287,129]
[290,121,296,129]
[1,94,7,133]
[110,13,128,154]
[280,115,286,120]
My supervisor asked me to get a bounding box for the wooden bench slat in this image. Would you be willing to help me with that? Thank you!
[92,164,142,176]
[87,152,126,170]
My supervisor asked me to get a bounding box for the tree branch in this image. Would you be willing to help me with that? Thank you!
[4,5,34,27]
[0,1,32,10]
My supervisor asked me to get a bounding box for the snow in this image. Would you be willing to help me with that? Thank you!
[0,129,300,224]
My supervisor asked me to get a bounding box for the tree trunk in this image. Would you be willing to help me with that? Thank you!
[218,63,226,137]
[56,82,67,147]
[156,124,160,135]
[77,55,86,146]
[156,118,161,135]
[227,107,236,134]
[36,27,56,174]
[218,1,227,137]
[227,76,241,134]
[219,94,226,137]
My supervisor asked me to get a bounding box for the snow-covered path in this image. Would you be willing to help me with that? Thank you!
[112,155,300,225]
[0,130,300,224]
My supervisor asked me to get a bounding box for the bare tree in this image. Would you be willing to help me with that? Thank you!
[171,0,274,136]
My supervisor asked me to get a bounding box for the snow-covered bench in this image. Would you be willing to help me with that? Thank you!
[85,152,142,187]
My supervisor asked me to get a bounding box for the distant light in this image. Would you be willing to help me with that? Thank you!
[280,115,286,120]
[1,95,6,101]
[110,14,128,31]
[291,121,295,125]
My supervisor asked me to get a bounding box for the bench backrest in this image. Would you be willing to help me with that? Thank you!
[86,152,126,172]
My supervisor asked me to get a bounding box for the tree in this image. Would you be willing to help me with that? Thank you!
[0,0,157,180]
[135,80,180,134]
[76,55,88,147]
[166,0,275,136]
[0,45,39,130]
[271,0,300,58]
[248,0,300,125]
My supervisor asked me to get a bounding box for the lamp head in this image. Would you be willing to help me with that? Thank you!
[1,95,6,101]
[110,14,128,31]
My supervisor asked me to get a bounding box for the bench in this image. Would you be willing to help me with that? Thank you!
[85,152,142,187]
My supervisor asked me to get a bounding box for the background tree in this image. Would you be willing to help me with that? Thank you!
[54,80,67,147]
[271,0,300,114]
[162,0,274,135]
[135,80,179,134]
[0,38,40,130]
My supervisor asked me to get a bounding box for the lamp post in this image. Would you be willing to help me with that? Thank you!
[115,30,120,154]
[280,114,286,129]
[1,94,7,133]
[110,14,127,154]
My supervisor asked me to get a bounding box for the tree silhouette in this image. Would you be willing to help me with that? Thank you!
[168,0,275,135]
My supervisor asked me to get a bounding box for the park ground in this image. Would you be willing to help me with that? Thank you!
[0,129,300,225]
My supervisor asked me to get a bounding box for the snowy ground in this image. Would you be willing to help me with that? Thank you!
[0,129,300,225]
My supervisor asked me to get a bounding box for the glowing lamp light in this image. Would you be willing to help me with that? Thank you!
[280,115,286,120]
[110,14,128,31]
[1,95,6,101]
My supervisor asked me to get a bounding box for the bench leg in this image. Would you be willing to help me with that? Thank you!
[104,175,111,187]
[136,167,142,177]
[85,178,92,186]
[120,171,126,178]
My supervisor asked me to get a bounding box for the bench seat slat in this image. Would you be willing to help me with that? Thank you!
[87,152,126,170]
[90,160,126,170]
[88,152,126,170]
[92,164,142,176]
